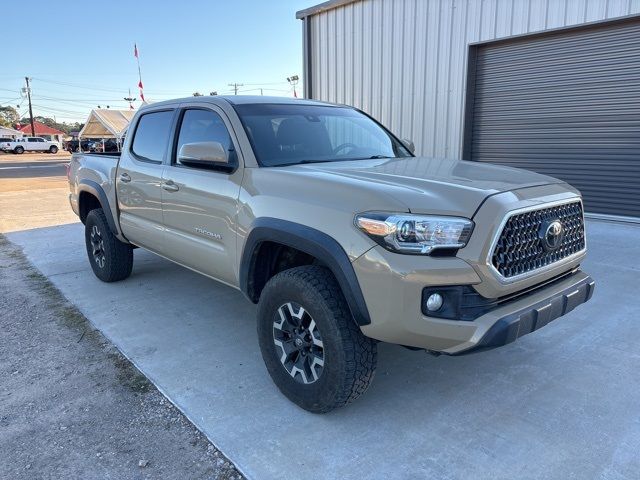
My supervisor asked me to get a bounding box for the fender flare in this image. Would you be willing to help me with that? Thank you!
[239,218,371,326]
[78,179,119,235]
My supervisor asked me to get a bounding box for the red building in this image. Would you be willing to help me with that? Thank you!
[16,121,65,143]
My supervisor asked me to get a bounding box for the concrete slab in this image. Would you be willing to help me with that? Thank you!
[7,220,640,480]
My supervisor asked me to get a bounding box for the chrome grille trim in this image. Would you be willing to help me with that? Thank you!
[487,199,586,283]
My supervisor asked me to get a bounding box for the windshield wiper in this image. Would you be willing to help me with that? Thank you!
[297,159,336,164]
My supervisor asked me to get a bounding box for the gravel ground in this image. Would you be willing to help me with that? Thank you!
[0,234,244,480]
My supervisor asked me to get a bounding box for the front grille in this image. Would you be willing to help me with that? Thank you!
[492,201,585,278]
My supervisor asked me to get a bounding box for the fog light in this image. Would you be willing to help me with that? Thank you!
[426,293,444,312]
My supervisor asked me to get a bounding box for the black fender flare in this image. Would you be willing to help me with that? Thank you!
[78,179,119,235]
[239,218,371,326]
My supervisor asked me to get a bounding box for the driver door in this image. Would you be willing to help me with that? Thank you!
[161,105,243,286]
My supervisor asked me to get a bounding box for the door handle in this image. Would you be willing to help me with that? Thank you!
[119,172,131,183]
[162,180,179,192]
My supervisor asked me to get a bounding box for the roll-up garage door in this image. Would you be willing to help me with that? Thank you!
[467,17,640,219]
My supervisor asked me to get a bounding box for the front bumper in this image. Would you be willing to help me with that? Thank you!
[451,271,594,355]
[353,245,594,354]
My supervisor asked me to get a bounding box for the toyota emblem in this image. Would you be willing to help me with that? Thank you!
[541,219,564,251]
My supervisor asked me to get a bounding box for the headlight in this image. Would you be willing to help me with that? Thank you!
[355,212,474,255]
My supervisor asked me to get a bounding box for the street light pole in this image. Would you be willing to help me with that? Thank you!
[287,75,300,98]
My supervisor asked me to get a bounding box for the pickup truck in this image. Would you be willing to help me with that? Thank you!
[2,136,60,154]
[68,96,594,413]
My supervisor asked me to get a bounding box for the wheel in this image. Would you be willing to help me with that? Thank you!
[49,145,58,154]
[14,146,24,154]
[84,208,133,282]
[257,265,377,413]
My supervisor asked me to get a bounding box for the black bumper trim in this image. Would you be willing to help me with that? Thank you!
[454,274,595,355]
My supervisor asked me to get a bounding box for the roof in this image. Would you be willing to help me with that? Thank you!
[0,126,24,136]
[16,120,65,136]
[79,109,136,138]
[143,95,337,110]
[296,0,360,19]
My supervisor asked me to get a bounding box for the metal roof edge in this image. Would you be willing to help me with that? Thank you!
[296,0,361,19]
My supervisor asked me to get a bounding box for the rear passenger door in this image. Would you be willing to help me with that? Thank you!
[160,105,243,286]
[27,137,40,151]
[116,109,176,255]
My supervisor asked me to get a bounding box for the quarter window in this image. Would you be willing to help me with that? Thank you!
[131,110,174,163]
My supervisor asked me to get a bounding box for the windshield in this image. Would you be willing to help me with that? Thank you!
[234,103,412,167]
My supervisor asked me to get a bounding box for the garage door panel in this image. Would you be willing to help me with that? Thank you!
[469,18,640,218]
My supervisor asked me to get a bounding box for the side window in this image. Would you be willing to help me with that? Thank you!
[175,109,234,167]
[131,110,174,163]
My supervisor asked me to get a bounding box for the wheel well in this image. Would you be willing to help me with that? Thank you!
[78,191,102,224]
[246,241,320,303]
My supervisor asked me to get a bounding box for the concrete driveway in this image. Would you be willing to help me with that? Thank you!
[7,220,640,479]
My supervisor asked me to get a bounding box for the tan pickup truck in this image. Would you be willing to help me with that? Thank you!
[68,96,594,413]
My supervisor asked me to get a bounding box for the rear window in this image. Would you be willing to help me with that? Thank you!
[131,110,174,163]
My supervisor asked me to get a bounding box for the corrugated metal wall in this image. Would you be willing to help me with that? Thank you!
[306,0,640,158]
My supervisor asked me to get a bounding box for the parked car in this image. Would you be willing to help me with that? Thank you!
[92,139,121,153]
[68,96,594,413]
[65,139,97,153]
[1,137,60,154]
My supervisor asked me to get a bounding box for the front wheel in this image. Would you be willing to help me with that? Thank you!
[257,265,377,413]
[49,145,58,154]
[84,208,133,282]
[14,146,24,154]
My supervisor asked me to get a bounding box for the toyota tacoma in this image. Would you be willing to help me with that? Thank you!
[68,96,594,413]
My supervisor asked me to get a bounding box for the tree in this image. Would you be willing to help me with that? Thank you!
[0,106,19,128]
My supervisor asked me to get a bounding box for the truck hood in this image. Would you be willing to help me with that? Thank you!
[293,156,565,217]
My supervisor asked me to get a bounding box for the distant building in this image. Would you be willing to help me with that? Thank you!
[0,126,24,139]
[16,121,65,144]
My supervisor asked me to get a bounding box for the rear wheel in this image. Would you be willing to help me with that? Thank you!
[257,265,377,413]
[84,208,133,282]
[49,145,58,154]
[14,146,24,154]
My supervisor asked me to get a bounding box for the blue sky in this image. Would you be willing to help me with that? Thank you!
[0,0,315,123]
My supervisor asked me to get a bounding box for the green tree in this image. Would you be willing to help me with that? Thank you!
[0,106,19,128]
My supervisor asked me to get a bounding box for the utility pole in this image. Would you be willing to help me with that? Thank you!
[25,77,35,136]
[228,83,244,95]
[124,88,136,110]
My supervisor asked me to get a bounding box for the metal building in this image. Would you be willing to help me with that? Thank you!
[296,0,640,220]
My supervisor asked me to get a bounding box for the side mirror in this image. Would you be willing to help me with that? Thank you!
[178,141,232,170]
[402,138,415,154]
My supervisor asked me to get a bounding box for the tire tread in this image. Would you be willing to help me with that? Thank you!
[258,265,377,412]
[85,208,133,282]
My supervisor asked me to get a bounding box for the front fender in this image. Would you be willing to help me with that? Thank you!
[239,217,371,326]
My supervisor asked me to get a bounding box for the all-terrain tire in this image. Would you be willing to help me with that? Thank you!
[84,208,133,282]
[49,145,58,154]
[257,265,377,413]
[14,146,24,154]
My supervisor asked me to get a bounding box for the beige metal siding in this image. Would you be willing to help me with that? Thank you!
[306,0,640,158]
